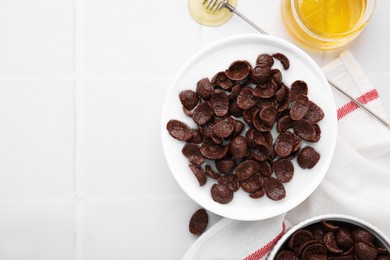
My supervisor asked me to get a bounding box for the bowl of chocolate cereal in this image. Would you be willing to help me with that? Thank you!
[268,214,390,259]
[161,34,337,220]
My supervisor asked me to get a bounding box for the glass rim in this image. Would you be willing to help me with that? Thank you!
[291,0,377,41]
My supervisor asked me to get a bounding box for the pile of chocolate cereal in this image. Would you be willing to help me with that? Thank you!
[166,53,324,204]
[275,220,390,260]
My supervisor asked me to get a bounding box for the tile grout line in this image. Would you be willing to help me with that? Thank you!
[0,193,190,203]
[73,0,83,259]
[0,74,173,81]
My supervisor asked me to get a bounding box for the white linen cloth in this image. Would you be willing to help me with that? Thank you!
[183,51,390,260]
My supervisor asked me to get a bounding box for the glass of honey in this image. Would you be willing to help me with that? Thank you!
[281,0,377,49]
[188,0,238,27]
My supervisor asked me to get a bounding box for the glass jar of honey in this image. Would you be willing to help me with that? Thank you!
[281,0,377,49]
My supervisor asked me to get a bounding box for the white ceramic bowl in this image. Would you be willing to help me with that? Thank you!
[161,34,337,221]
[267,214,390,259]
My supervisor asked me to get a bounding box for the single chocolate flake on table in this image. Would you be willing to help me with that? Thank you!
[189,208,208,236]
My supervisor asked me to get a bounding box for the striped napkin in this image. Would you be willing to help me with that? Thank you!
[183,51,390,260]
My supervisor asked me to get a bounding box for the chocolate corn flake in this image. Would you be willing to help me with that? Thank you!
[210,90,229,117]
[211,183,233,204]
[179,89,199,110]
[182,143,205,166]
[192,102,214,126]
[249,65,272,84]
[211,71,234,90]
[256,53,274,67]
[240,173,262,193]
[218,174,239,192]
[188,164,207,186]
[274,158,294,183]
[225,60,252,81]
[215,158,236,174]
[189,208,208,236]
[272,53,290,70]
[236,160,260,182]
[298,146,320,169]
[167,119,194,141]
[237,86,258,110]
[264,177,286,201]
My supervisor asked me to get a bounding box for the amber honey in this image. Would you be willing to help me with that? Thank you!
[281,0,376,49]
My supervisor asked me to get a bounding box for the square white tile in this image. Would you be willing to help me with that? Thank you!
[79,79,184,197]
[0,80,75,199]
[0,0,74,75]
[79,197,205,260]
[0,200,74,260]
[81,0,201,76]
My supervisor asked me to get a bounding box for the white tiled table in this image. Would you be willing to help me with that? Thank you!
[0,0,389,259]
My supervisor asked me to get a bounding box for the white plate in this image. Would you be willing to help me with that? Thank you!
[161,34,337,221]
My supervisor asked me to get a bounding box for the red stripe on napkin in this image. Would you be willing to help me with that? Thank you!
[337,89,379,120]
[244,222,286,260]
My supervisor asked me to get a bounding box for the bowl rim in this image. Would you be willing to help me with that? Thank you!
[267,213,390,259]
